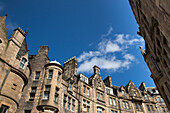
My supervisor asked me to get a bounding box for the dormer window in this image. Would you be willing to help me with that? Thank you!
[144,94,148,99]
[133,92,137,97]
[122,90,125,95]
[20,58,27,69]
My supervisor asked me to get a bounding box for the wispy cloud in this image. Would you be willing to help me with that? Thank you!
[77,27,144,73]
[6,20,18,31]
[0,2,4,12]
[101,26,113,38]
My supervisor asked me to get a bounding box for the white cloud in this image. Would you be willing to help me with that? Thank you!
[77,51,100,62]
[77,27,144,73]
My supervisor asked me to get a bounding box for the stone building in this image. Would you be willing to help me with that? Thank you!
[0,15,31,112]
[128,0,170,109]
[0,15,169,113]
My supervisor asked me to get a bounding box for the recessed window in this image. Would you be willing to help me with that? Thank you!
[70,83,73,91]
[122,90,125,95]
[83,99,90,112]
[97,92,103,101]
[47,70,53,79]
[87,87,90,96]
[57,72,61,81]
[72,99,75,112]
[133,92,137,97]
[97,107,103,113]
[29,87,37,101]
[135,103,142,111]
[20,58,27,69]
[109,97,116,106]
[0,39,2,44]
[43,85,51,99]
[122,101,129,109]
[0,104,9,113]
[25,110,31,113]
[144,94,148,99]
[34,71,40,80]
[54,87,59,102]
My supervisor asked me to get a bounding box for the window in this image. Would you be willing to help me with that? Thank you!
[106,87,113,95]
[25,110,31,113]
[20,58,27,69]
[69,83,73,91]
[109,98,113,105]
[63,95,67,108]
[97,92,103,100]
[126,102,129,109]
[87,101,90,113]
[83,85,86,94]
[97,107,103,113]
[123,101,126,109]
[109,97,116,106]
[162,107,166,113]
[72,99,75,112]
[135,103,142,111]
[34,71,40,80]
[63,94,76,111]
[54,87,59,102]
[0,105,9,113]
[68,97,71,110]
[29,87,37,101]
[57,72,61,81]
[122,101,129,109]
[80,75,89,84]
[43,85,51,99]
[122,90,125,95]
[83,99,90,112]
[83,85,90,97]
[48,70,53,79]
[87,87,90,96]
[111,110,118,113]
[147,105,150,111]
[144,94,148,99]
[151,57,161,72]
[133,92,137,97]
[147,105,154,112]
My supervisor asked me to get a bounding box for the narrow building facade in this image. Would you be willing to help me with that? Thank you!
[128,0,170,109]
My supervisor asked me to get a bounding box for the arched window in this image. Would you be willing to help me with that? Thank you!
[97,107,103,113]
[20,58,27,69]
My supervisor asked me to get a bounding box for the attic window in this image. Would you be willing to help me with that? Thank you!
[133,93,137,97]
[122,90,125,95]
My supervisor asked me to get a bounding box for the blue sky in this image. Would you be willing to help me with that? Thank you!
[0,0,155,87]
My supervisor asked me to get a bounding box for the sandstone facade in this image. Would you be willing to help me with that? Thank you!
[0,15,169,113]
[129,0,170,109]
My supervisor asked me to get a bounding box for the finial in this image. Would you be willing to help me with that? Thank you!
[139,46,145,55]
[25,28,29,35]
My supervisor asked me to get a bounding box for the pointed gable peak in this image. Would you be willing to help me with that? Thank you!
[93,65,100,75]
[139,82,147,91]
[103,75,112,87]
